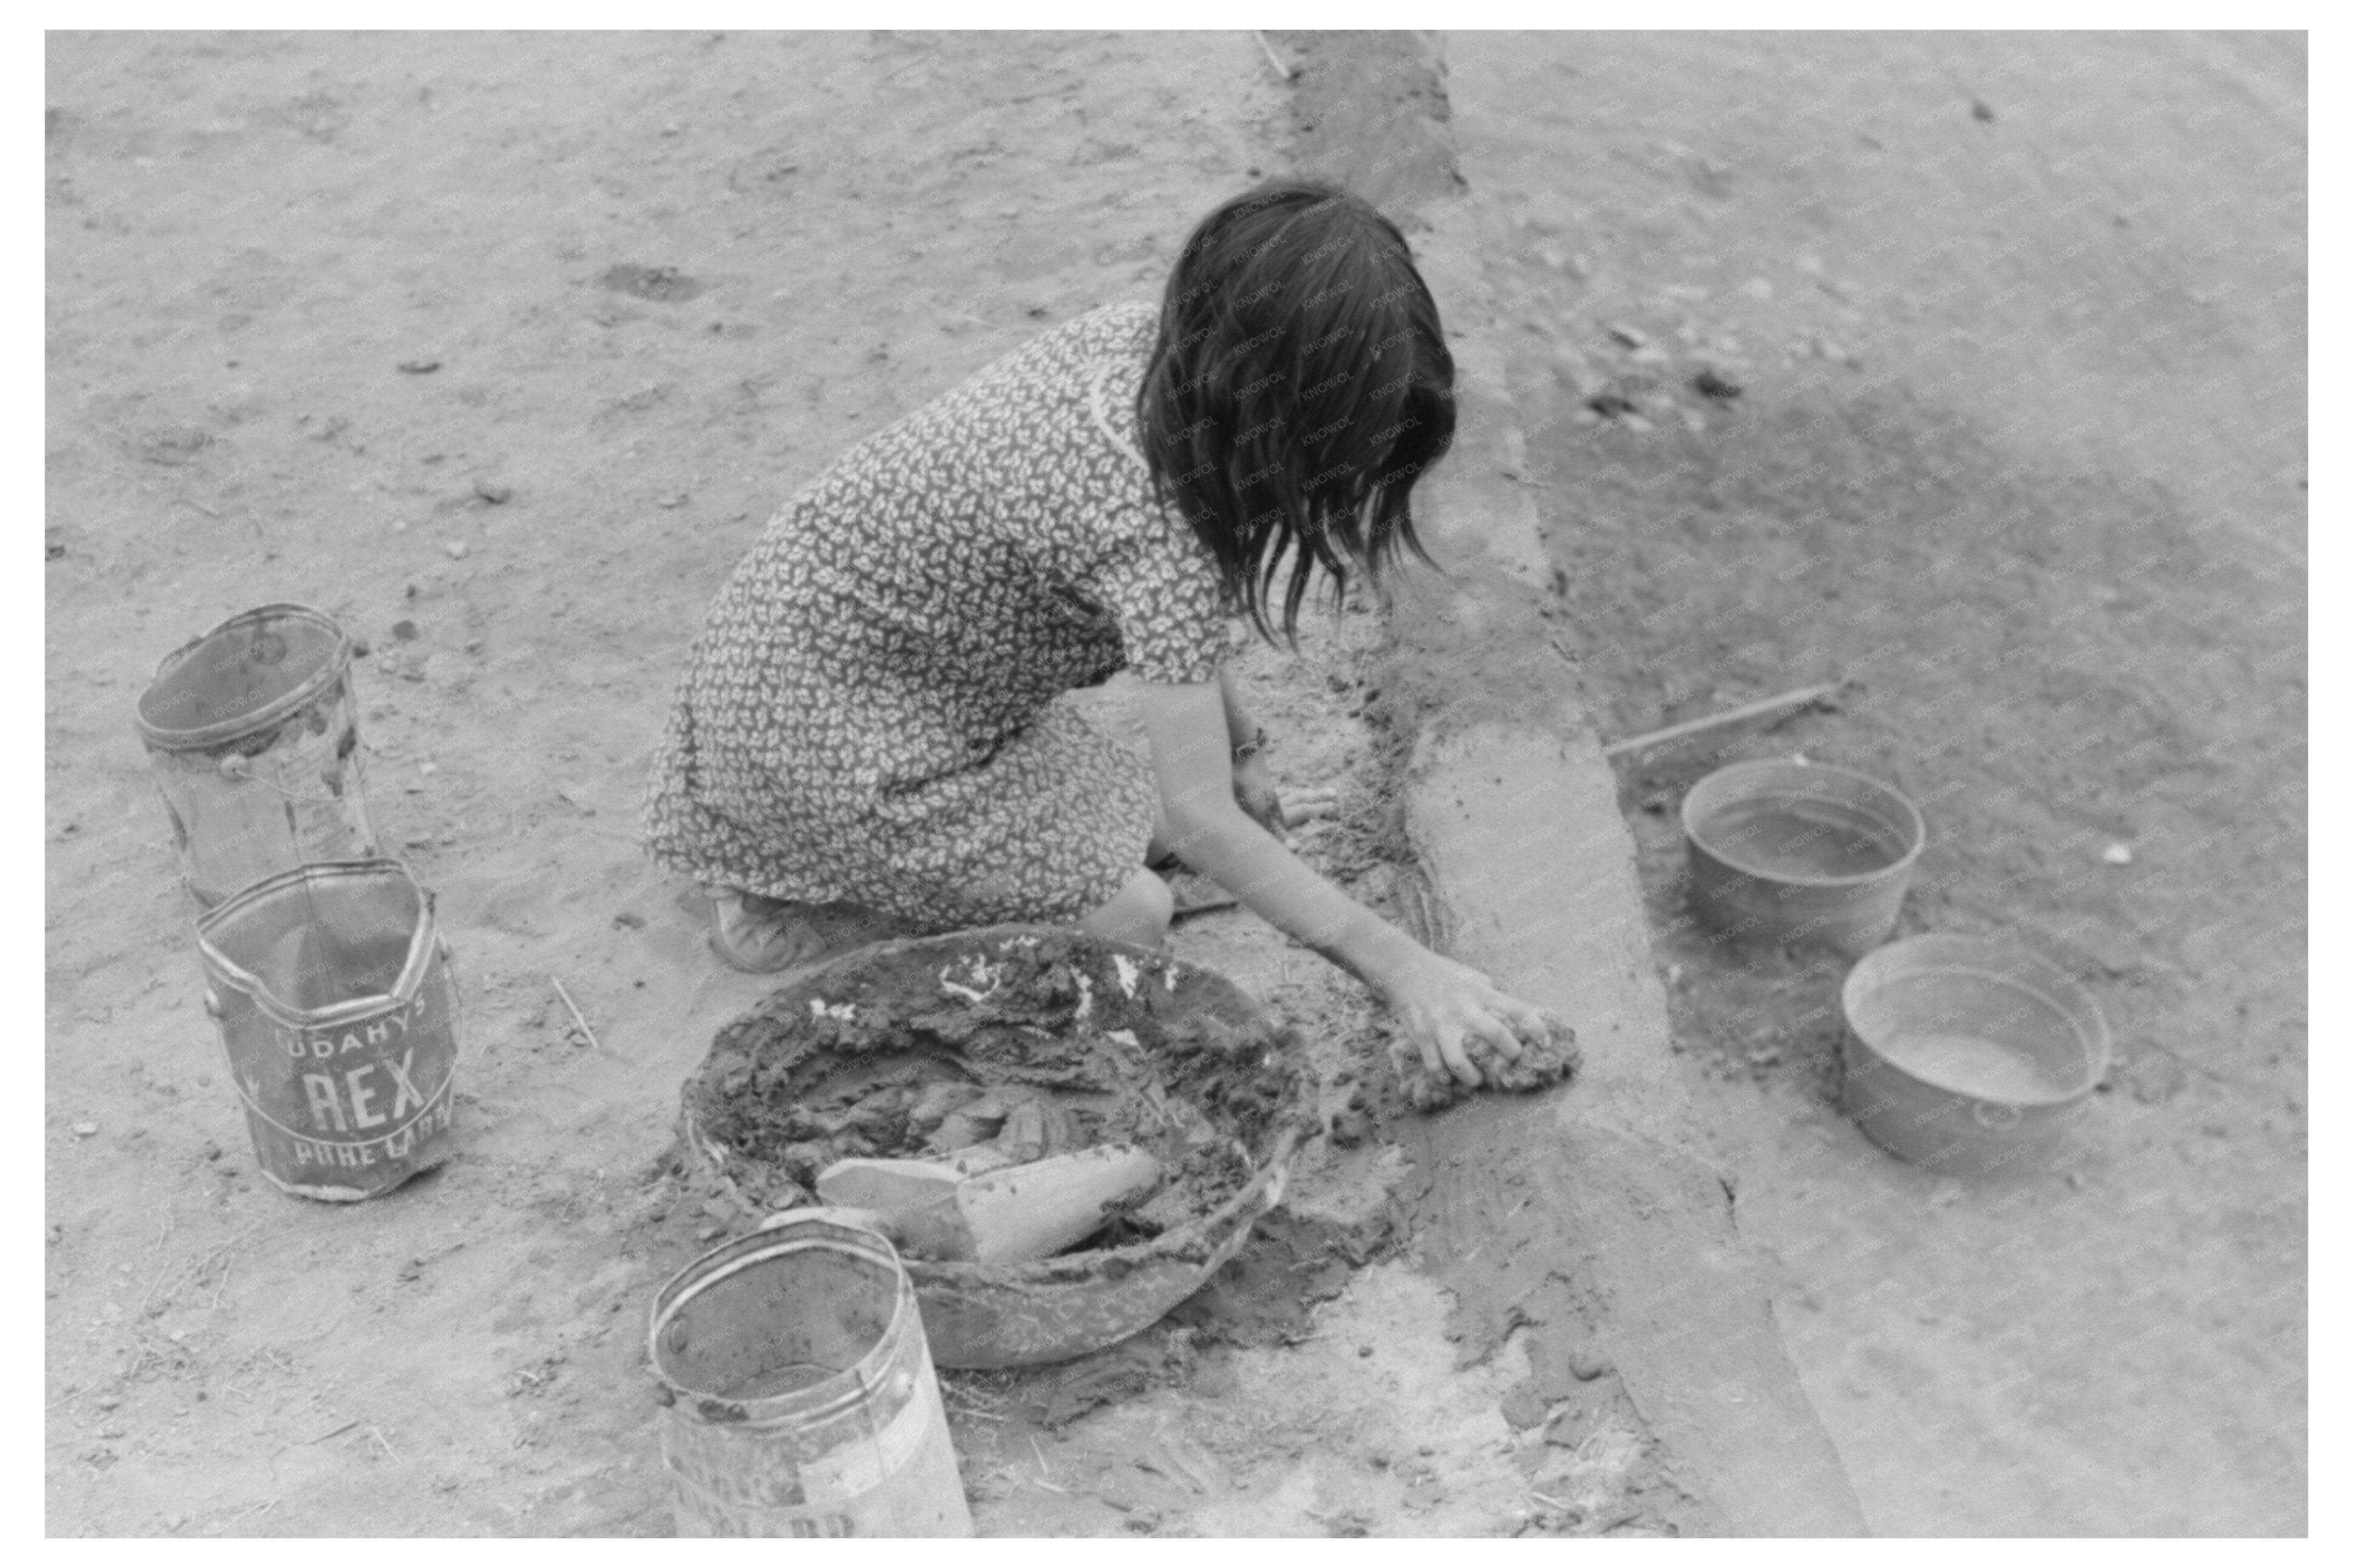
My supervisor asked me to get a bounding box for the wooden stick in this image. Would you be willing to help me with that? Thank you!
[1252,30,1295,82]
[271,1418,356,1475]
[550,976,601,1053]
[1600,681,1845,761]
[135,1209,179,1316]
[223,1498,279,1529]
[1170,893,1240,920]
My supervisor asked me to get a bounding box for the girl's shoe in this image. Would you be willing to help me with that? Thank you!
[706,888,835,974]
[706,887,906,974]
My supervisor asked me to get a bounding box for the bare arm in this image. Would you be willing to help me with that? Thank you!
[1215,664,1260,753]
[1137,672,1554,1085]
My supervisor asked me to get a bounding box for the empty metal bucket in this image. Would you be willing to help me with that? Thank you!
[136,602,381,907]
[649,1213,973,1538]
[1682,758,1925,956]
[1839,933,2110,1177]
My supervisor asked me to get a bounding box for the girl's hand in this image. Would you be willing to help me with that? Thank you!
[1378,952,1556,1089]
[1281,784,1340,830]
[1233,754,1340,839]
[1232,752,1286,837]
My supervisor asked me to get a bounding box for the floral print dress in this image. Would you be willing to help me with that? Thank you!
[641,302,1229,932]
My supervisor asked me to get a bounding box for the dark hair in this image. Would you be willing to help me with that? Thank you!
[1136,181,1454,644]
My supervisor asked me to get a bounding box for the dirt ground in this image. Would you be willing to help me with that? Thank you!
[44,30,1573,1539]
[45,29,2305,1540]
[1446,31,2305,1534]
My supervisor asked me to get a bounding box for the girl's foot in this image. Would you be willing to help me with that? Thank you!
[1160,867,1239,920]
[706,887,836,974]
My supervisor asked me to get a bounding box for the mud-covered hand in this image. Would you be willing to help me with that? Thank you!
[1377,952,1556,1091]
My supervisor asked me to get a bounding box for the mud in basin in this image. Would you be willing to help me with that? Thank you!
[678,924,1317,1367]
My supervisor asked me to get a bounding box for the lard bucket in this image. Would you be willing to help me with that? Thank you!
[649,1213,972,1538]
[195,859,459,1201]
[136,602,379,908]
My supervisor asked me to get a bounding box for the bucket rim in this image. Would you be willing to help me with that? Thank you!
[1681,757,1927,889]
[196,858,438,1029]
[1840,933,2112,1106]
[647,1218,918,1424]
[136,601,352,752]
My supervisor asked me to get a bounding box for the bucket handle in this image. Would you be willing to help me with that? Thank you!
[758,1205,895,1238]
[1971,1100,2023,1131]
